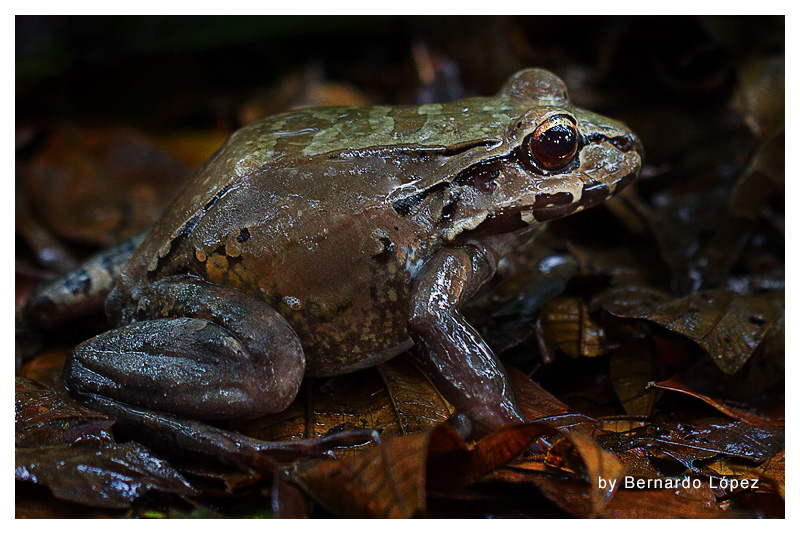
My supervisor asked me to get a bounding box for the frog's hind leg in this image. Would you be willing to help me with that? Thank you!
[64,275,306,419]
[64,276,378,464]
[23,232,146,330]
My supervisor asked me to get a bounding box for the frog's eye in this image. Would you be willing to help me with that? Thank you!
[526,115,579,171]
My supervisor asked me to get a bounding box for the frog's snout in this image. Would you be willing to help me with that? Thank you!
[622,133,645,167]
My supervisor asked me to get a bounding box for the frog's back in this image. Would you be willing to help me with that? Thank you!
[116,102,514,374]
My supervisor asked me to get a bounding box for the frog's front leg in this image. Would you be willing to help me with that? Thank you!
[64,276,305,419]
[408,247,524,437]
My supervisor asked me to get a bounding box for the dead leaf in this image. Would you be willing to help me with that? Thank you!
[293,430,429,518]
[756,450,785,499]
[505,366,570,419]
[596,287,778,374]
[651,375,781,427]
[15,377,114,447]
[18,349,68,385]
[537,297,609,359]
[597,418,784,469]
[234,355,453,454]
[609,341,661,417]
[293,422,558,518]
[533,475,727,518]
[16,442,196,508]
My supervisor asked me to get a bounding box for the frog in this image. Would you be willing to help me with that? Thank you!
[24,68,642,443]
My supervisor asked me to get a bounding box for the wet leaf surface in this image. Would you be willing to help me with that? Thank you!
[15,377,114,447]
[16,442,197,508]
[596,418,784,469]
[596,288,779,374]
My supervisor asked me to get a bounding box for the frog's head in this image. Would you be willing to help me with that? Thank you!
[433,69,643,241]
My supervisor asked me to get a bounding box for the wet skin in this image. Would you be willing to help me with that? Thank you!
[27,69,642,438]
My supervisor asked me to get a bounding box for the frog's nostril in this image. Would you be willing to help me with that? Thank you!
[610,135,636,153]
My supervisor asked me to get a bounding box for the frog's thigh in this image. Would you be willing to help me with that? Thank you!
[65,276,305,419]
[408,247,524,436]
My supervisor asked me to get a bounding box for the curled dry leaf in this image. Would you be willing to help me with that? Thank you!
[651,375,782,427]
[484,428,628,517]
[552,432,626,513]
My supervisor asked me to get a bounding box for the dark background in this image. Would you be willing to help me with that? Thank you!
[17,16,782,127]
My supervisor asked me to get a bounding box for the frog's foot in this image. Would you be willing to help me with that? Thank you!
[23,232,146,331]
[78,392,380,468]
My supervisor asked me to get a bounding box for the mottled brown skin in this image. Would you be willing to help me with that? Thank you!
[28,69,642,439]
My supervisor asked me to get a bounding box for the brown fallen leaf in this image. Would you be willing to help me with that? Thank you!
[505,366,570,419]
[482,429,628,517]
[608,340,661,417]
[292,429,429,518]
[233,355,453,454]
[597,418,784,469]
[553,432,626,513]
[596,287,779,374]
[533,475,727,518]
[537,296,610,359]
[756,450,785,499]
[16,442,196,509]
[293,422,559,518]
[15,377,114,447]
[703,451,785,501]
[18,349,68,385]
[651,375,781,427]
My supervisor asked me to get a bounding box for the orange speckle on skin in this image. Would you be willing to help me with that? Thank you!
[205,254,229,284]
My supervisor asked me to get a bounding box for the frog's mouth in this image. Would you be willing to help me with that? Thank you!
[523,170,638,223]
[464,168,638,238]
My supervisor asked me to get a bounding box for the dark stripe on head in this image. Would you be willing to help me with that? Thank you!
[578,181,611,210]
[583,133,637,153]
[528,191,576,221]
